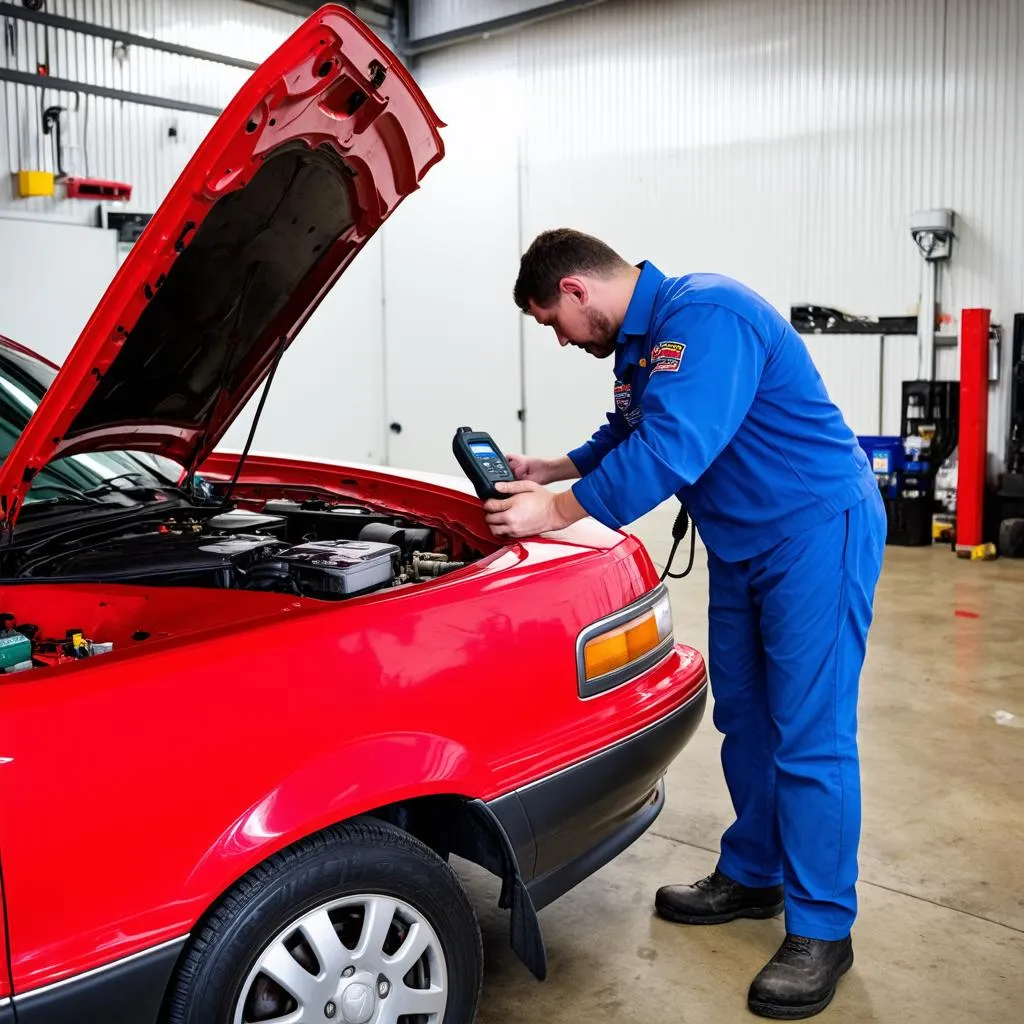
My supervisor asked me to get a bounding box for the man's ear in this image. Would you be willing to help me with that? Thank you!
[559,276,588,306]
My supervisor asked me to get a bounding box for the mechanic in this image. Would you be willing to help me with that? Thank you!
[485,228,887,1020]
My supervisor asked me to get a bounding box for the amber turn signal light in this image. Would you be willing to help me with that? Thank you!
[582,590,673,684]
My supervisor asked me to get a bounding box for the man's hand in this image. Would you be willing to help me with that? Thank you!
[506,454,581,485]
[484,480,588,539]
[506,454,553,484]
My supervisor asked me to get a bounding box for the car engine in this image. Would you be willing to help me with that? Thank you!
[9,499,473,599]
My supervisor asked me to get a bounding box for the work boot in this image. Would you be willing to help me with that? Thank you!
[747,934,854,1019]
[654,868,784,925]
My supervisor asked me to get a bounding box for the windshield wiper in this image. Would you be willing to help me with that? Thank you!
[25,484,104,507]
[89,471,149,490]
[85,472,157,497]
[86,473,188,503]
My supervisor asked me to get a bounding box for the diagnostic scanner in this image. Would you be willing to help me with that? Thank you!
[452,427,516,500]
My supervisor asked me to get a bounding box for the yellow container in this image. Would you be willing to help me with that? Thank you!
[16,170,55,197]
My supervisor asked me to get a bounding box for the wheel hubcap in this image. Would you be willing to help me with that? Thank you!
[340,980,374,1023]
[232,894,448,1024]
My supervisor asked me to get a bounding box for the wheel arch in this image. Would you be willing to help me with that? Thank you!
[366,793,547,980]
[182,732,486,898]
[167,734,548,1010]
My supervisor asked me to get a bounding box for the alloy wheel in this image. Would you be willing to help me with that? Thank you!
[233,894,448,1024]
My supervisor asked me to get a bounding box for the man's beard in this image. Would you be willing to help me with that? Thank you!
[579,307,617,358]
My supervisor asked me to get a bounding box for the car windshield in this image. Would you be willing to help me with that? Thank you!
[0,343,182,505]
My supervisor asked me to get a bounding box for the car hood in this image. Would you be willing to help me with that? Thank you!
[0,4,443,529]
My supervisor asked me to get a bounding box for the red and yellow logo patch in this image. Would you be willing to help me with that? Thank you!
[650,341,685,374]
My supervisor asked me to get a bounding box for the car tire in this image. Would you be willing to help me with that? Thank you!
[164,818,483,1024]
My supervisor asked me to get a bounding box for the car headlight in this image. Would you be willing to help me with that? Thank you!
[576,586,674,698]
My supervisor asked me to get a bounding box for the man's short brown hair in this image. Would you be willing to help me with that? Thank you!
[513,228,630,312]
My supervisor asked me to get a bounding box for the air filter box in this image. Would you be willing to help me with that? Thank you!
[262,499,434,554]
[204,509,288,538]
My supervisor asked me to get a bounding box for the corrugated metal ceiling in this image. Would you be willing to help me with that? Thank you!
[244,0,394,34]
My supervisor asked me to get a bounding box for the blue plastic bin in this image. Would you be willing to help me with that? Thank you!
[857,435,904,473]
[857,435,904,499]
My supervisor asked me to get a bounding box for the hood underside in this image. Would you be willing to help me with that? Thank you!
[73,144,353,440]
[0,4,444,528]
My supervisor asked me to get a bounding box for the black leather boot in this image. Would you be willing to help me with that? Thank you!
[747,934,854,1019]
[654,868,784,925]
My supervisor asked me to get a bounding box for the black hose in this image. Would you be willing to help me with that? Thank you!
[415,559,467,578]
[660,503,696,581]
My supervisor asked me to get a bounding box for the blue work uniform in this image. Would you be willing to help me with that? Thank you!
[568,262,887,941]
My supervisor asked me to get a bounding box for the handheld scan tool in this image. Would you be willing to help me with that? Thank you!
[452,427,515,501]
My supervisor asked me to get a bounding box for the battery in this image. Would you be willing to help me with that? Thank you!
[277,539,399,597]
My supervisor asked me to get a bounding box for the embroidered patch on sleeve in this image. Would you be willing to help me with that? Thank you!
[650,341,685,374]
[614,381,632,411]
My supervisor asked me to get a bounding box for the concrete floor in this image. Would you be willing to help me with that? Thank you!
[463,502,1024,1023]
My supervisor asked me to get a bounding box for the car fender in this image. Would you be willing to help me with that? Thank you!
[183,731,488,904]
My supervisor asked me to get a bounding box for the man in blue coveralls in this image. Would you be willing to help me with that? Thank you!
[484,229,887,1020]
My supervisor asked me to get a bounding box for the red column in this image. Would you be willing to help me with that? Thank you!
[957,308,990,549]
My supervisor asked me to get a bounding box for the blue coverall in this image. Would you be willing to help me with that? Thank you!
[568,262,887,941]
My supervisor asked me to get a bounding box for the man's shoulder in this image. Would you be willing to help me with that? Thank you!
[653,273,786,337]
[659,272,778,315]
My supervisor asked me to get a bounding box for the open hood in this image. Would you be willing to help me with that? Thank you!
[0,4,444,529]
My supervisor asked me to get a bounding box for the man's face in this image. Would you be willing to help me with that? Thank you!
[527,280,618,359]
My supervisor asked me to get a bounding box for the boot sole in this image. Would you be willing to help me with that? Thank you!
[654,900,785,926]
[747,947,854,1020]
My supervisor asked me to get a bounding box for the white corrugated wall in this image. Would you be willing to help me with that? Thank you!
[388,0,1024,474]
[0,0,300,224]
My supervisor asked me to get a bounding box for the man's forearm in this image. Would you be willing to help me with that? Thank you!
[553,486,588,529]
[544,456,582,484]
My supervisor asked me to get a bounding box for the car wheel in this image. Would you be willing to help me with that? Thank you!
[164,818,483,1024]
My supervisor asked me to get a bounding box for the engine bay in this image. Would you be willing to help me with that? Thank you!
[0,494,487,675]
[4,497,480,599]
[0,479,491,671]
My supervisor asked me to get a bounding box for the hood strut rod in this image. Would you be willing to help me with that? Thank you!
[219,336,286,512]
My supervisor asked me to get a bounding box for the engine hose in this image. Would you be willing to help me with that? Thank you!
[239,563,301,594]
[416,559,468,578]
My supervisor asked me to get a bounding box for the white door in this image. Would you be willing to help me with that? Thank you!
[0,217,118,363]
[380,65,523,476]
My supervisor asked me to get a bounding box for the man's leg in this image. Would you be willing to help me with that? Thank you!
[747,493,886,1018]
[655,551,784,923]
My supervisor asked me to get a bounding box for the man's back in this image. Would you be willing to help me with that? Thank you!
[651,273,878,561]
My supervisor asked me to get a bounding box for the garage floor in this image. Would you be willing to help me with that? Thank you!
[462,502,1024,1023]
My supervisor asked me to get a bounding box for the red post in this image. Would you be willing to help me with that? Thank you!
[957,308,990,549]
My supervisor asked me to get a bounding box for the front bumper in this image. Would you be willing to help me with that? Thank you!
[487,681,708,910]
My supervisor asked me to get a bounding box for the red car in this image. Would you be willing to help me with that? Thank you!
[0,7,707,1024]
